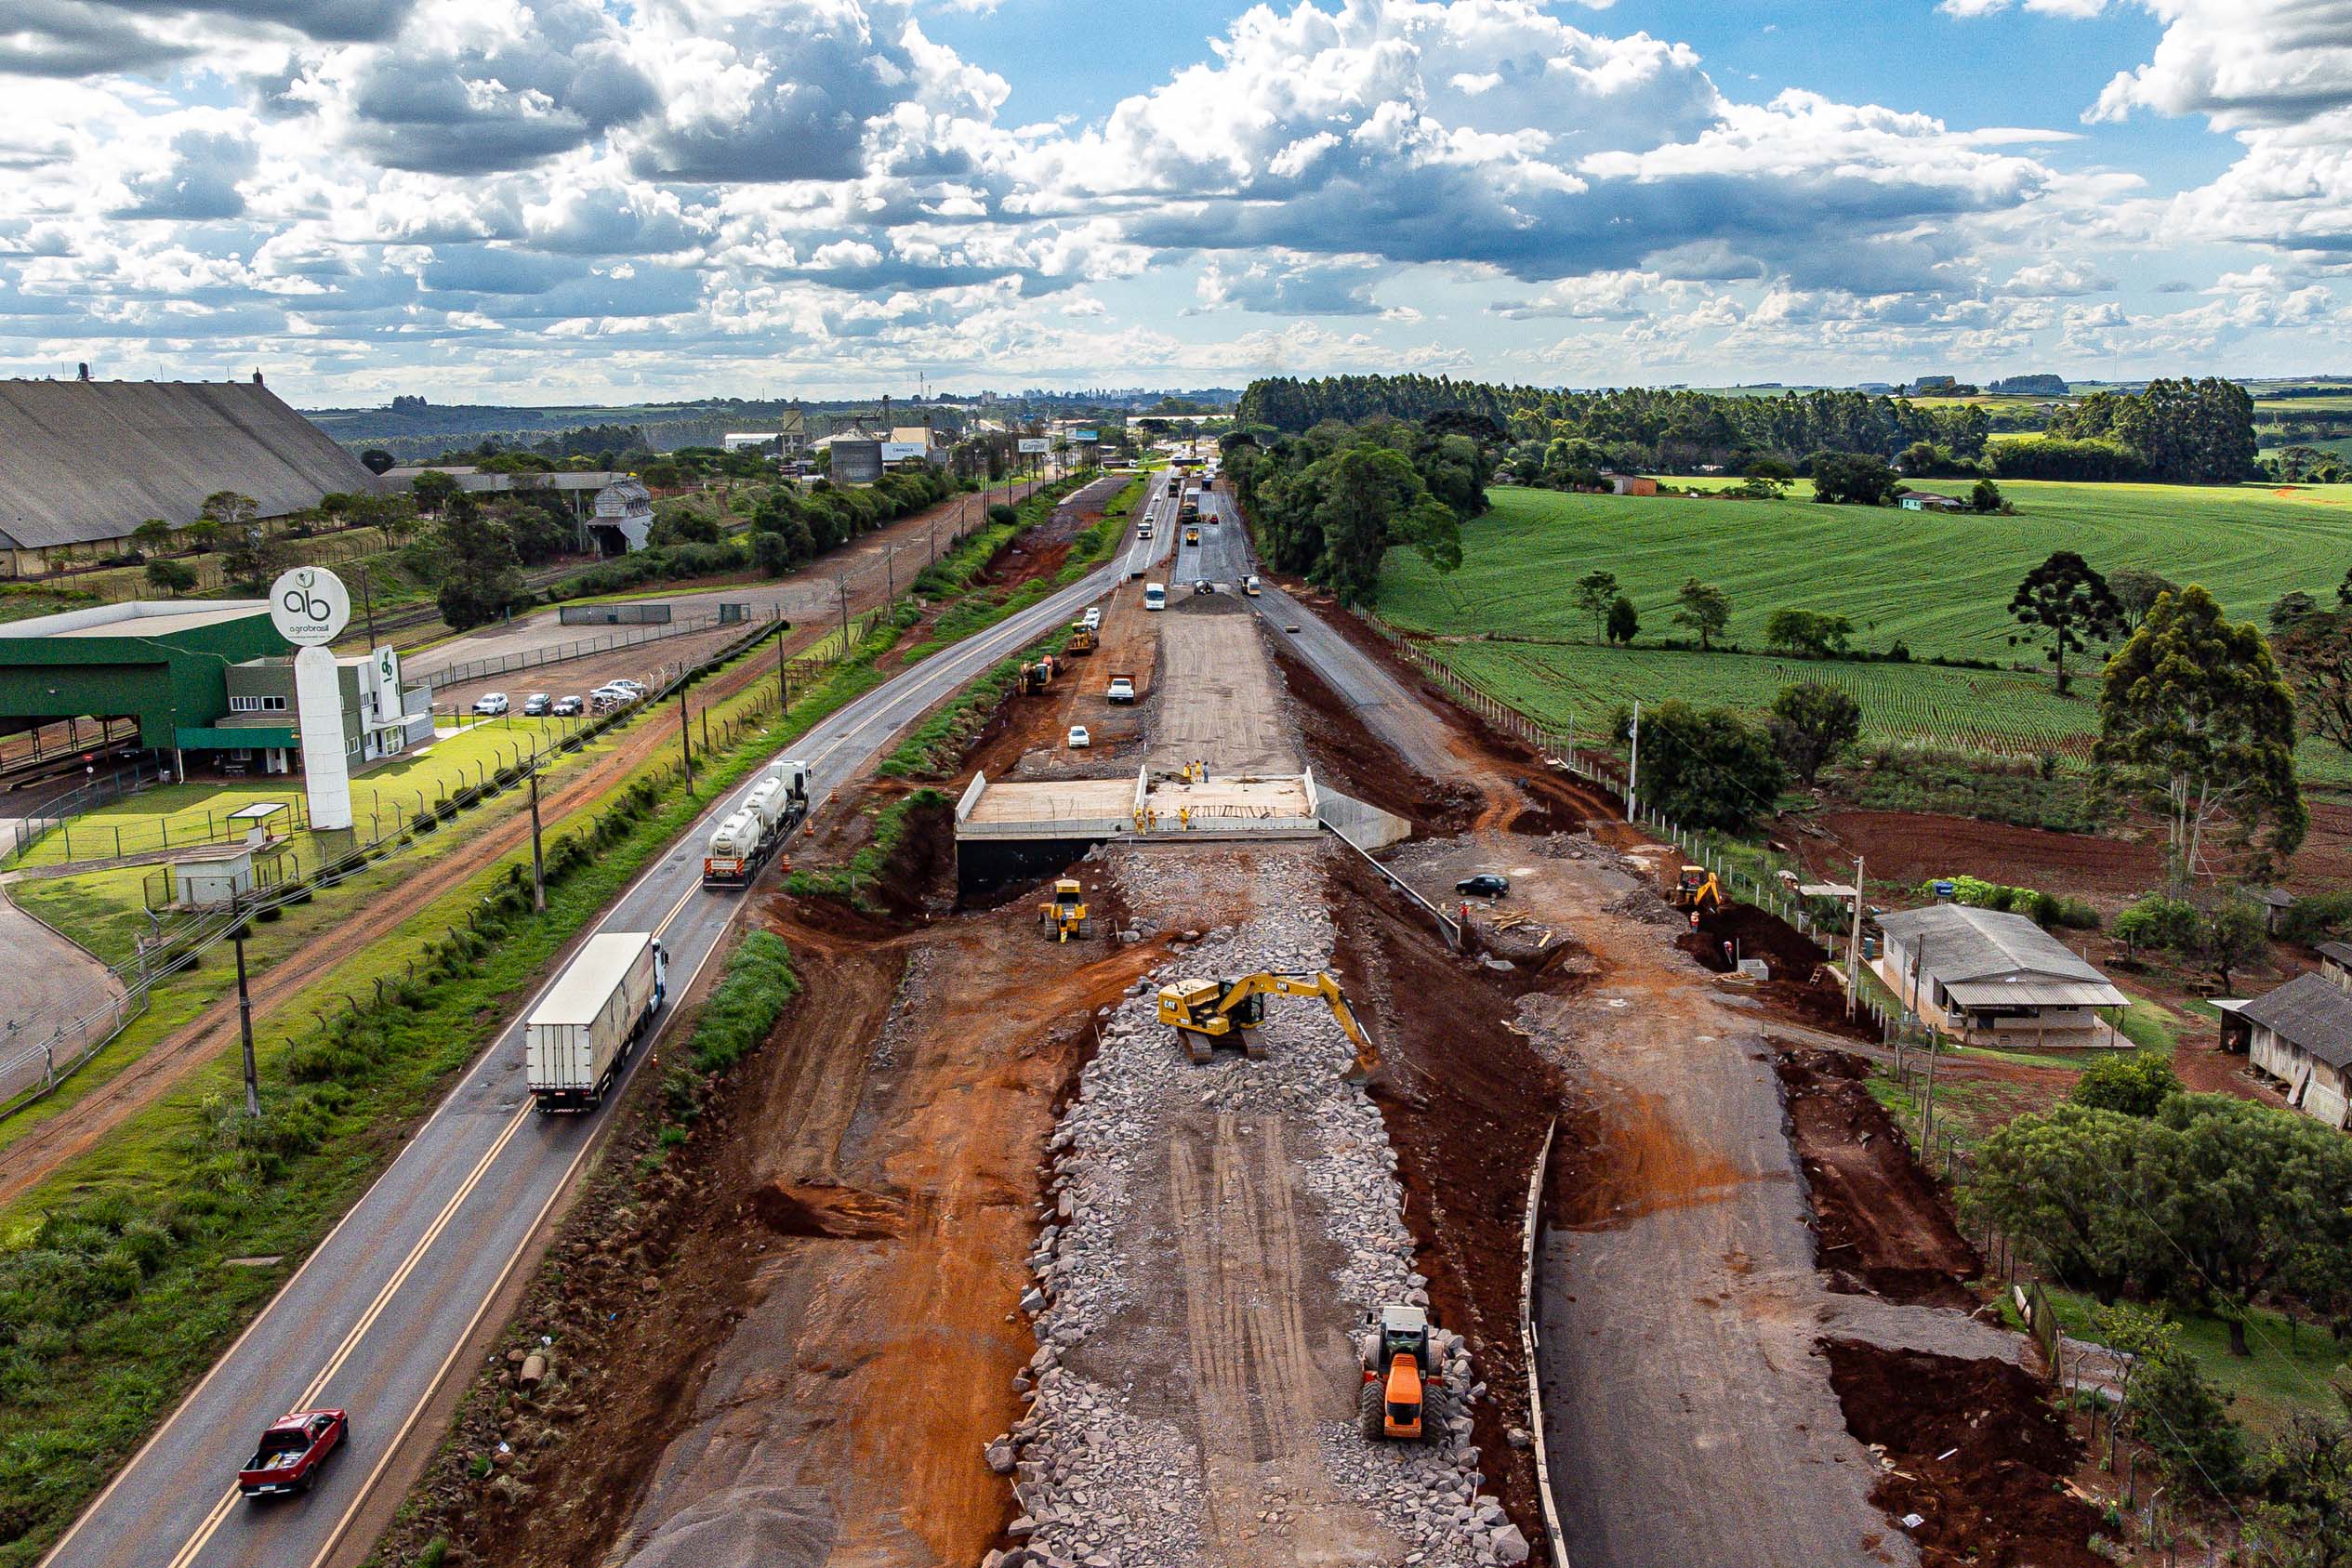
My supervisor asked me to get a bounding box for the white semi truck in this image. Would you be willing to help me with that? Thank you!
[525,931,667,1113]
[702,758,812,887]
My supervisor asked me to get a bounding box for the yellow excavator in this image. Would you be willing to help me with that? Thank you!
[1155,970,1382,1084]
[1670,864,1728,927]
[1038,877,1091,942]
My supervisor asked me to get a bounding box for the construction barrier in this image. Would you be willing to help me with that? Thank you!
[1520,1117,1571,1565]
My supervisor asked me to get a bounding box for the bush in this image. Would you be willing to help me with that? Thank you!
[2071,1052,2182,1116]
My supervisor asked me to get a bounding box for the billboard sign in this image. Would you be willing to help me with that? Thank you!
[270,567,350,647]
[1073,428,1098,443]
[880,441,931,462]
[1017,438,1050,455]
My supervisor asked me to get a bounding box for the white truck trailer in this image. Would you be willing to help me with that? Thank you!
[525,931,667,1112]
[702,758,813,886]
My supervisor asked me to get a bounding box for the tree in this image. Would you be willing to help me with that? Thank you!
[199,491,257,532]
[2071,1052,2182,1117]
[1572,570,1621,642]
[1968,1103,2165,1305]
[1605,594,1639,646]
[1633,699,1784,831]
[1766,681,1861,784]
[1970,477,2003,513]
[1307,445,1460,606]
[409,469,462,515]
[2109,566,2178,632]
[183,518,221,554]
[2097,1304,2248,1495]
[220,526,290,595]
[2010,550,2121,693]
[144,558,197,597]
[434,501,528,631]
[2194,893,2269,993]
[2276,610,2352,760]
[132,518,174,555]
[750,530,793,577]
[1808,450,1900,506]
[2250,1413,2352,1568]
[1672,578,1729,651]
[2098,585,2306,883]
[1763,608,1855,659]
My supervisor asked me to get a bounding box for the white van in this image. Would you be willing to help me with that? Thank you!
[1143,583,1167,611]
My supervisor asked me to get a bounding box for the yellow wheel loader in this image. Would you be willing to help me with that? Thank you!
[1038,877,1092,942]
[1154,970,1383,1084]
[1671,864,1728,926]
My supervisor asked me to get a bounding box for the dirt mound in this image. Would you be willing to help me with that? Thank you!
[1695,899,1827,981]
[1328,849,1563,1534]
[1775,1048,1981,1306]
[1268,631,1472,833]
[1822,1338,2106,1568]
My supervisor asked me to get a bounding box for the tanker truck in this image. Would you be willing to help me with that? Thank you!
[702,759,813,886]
[526,931,667,1112]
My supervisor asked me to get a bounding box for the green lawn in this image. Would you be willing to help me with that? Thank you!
[10,718,582,868]
[1375,482,2352,782]
[2040,1286,2347,1434]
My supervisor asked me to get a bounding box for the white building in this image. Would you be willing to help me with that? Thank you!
[1873,903,2127,1048]
[2236,946,2352,1130]
[588,478,654,555]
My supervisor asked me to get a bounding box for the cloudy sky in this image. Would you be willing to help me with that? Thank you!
[2,0,2346,403]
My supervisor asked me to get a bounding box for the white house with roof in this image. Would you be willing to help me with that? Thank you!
[2229,944,2352,1130]
[1872,903,2128,1048]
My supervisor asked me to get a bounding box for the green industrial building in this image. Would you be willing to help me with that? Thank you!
[0,600,432,778]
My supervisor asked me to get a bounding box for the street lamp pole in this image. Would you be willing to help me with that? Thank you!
[678,689,693,786]
[528,770,547,913]
[234,925,258,1117]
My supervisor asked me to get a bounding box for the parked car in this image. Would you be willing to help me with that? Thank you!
[1456,873,1511,899]
[551,695,585,717]
[472,692,509,717]
[590,684,634,712]
[1067,725,1091,749]
[1106,678,1135,704]
[522,693,551,717]
[612,679,647,695]
[238,1408,348,1498]
[1083,607,1103,627]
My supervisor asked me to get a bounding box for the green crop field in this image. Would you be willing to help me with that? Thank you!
[1375,481,2352,783]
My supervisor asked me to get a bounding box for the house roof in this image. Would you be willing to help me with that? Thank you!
[1876,903,2124,1005]
[2240,972,2352,1071]
[2317,941,2352,968]
[0,380,377,549]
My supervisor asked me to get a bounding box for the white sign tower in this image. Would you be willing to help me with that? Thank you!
[270,567,355,832]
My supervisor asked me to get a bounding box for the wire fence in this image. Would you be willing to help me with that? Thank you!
[415,605,775,690]
[0,606,878,1120]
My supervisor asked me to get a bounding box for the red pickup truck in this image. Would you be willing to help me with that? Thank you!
[238,1408,348,1498]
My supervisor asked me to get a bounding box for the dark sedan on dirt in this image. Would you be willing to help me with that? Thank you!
[1455,874,1510,899]
[238,1408,348,1498]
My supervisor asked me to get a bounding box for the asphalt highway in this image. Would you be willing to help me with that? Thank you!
[42,473,1142,1568]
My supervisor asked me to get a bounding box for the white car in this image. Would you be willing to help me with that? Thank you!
[1066,725,1091,749]
[472,692,509,716]
[612,679,647,695]
[1083,608,1103,628]
[1106,678,1135,704]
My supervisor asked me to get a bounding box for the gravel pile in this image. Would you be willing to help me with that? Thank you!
[977,844,1527,1568]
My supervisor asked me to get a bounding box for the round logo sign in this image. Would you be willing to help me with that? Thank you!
[269,567,350,646]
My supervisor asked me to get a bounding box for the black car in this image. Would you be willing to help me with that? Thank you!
[1456,873,1510,898]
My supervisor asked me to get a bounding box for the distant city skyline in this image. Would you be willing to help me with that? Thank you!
[3,1,2347,402]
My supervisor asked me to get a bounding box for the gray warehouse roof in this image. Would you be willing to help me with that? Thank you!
[0,379,377,549]
[1878,903,2124,1005]
[2240,972,2352,1071]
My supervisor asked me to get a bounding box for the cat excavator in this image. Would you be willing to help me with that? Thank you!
[1155,969,1382,1084]
[1671,864,1728,929]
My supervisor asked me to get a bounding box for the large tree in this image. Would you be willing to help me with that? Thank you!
[1766,681,1862,784]
[1633,699,1784,831]
[2275,608,2352,760]
[433,496,529,630]
[2108,566,2179,632]
[1572,570,1620,642]
[2098,585,2306,883]
[1672,578,1730,651]
[1305,445,1460,605]
[2010,549,2122,693]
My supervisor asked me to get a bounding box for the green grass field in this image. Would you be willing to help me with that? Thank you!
[1377,481,2352,781]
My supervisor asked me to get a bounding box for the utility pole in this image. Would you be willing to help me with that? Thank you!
[678,688,694,786]
[1846,854,1865,1019]
[837,574,851,651]
[359,567,377,647]
[886,544,894,600]
[234,924,258,1117]
[528,770,547,912]
[776,621,791,715]
[1625,698,1641,823]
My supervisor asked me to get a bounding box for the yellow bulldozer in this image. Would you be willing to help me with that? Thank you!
[1155,970,1382,1083]
[1038,877,1092,942]
[1066,620,1097,655]
[1670,864,1727,926]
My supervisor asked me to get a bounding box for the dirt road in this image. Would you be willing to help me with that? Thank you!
[1150,596,1298,776]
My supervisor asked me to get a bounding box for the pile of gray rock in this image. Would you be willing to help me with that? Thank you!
[975,845,1526,1568]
